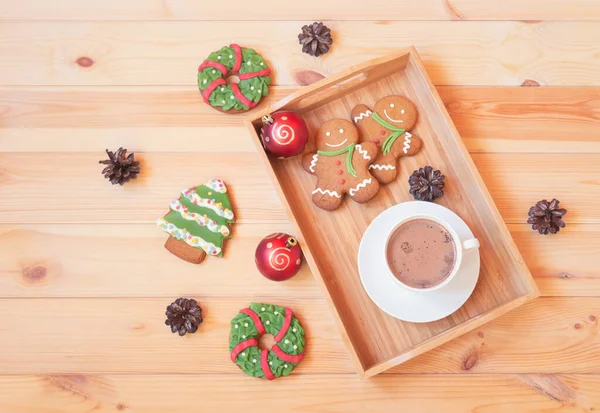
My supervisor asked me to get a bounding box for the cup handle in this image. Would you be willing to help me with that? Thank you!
[463,238,480,250]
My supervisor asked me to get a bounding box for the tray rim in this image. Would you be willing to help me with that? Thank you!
[244,46,540,379]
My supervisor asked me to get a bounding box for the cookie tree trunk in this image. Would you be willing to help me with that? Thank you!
[165,237,207,264]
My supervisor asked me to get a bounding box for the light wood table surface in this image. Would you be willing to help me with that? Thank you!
[0,1,599,411]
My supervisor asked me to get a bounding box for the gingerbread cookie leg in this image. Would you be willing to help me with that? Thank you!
[369,152,398,184]
[369,133,422,185]
[311,184,344,211]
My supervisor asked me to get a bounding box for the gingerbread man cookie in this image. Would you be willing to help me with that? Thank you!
[302,119,380,211]
[351,95,422,184]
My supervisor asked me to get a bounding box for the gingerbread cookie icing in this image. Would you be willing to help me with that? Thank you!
[302,119,380,211]
[351,95,422,184]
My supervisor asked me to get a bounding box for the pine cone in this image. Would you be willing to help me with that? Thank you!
[408,166,445,202]
[165,298,203,336]
[527,198,567,235]
[99,147,140,185]
[298,22,333,57]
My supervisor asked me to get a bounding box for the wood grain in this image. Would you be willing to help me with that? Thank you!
[2,0,600,21]
[0,374,598,412]
[2,86,599,153]
[0,1,599,408]
[0,223,597,298]
[440,86,600,153]
[0,297,597,374]
[510,224,600,297]
[2,21,600,86]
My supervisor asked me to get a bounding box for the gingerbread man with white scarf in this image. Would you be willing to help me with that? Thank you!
[351,95,422,184]
[302,119,380,211]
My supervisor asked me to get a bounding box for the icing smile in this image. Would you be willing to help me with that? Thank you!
[384,109,404,123]
[325,138,348,148]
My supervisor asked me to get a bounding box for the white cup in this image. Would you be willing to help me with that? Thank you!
[384,214,479,292]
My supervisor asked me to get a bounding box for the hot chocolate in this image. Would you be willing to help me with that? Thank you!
[386,219,456,289]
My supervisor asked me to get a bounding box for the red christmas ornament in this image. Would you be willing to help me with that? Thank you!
[260,111,309,158]
[255,233,303,282]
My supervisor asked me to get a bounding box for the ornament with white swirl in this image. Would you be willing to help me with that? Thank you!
[255,232,304,281]
[260,111,308,158]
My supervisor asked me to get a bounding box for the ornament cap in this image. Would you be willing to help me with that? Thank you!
[285,237,298,248]
[262,114,274,125]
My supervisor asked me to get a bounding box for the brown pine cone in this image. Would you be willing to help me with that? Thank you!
[408,166,445,202]
[99,147,140,185]
[165,298,203,336]
[298,22,333,57]
[527,198,567,235]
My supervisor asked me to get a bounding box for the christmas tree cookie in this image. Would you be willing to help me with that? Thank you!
[157,179,235,264]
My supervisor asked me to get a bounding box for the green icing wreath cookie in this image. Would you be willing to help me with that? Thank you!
[198,44,271,112]
[229,303,306,380]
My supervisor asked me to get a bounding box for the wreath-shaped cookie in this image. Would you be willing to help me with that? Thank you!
[229,303,305,380]
[198,44,271,113]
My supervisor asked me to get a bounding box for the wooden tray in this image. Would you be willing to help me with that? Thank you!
[245,47,540,378]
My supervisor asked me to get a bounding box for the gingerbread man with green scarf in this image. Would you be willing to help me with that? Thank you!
[351,95,422,184]
[302,119,380,211]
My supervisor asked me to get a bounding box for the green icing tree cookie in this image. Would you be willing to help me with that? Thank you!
[157,179,235,264]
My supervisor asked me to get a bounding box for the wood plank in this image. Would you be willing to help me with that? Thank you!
[0,297,597,374]
[0,152,596,224]
[510,224,600,297]
[1,223,595,298]
[2,86,599,153]
[439,86,600,153]
[2,0,600,21]
[473,153,599,224]
[0,222,316,298]
[2,22,600,86]
[0,152,287,224]
[0,374,598,412]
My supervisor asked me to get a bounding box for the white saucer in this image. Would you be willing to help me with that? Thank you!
[358,201,480,323]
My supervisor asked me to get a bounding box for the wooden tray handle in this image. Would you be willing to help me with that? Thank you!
[262,47,415,115]
[283,72,369,112]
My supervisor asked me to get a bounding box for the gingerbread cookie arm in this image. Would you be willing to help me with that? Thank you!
[351,104,375,137]
[391,131,423,158]
[301,152,322,175]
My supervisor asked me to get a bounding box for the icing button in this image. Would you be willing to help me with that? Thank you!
[338,179,345,184]
[337,169,343,175]
[335,160,341,165]
[380,130,386,135]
